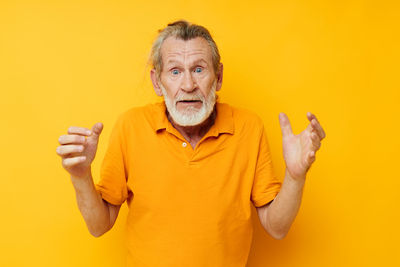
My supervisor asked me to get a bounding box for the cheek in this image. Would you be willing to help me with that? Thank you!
[200,75,216,93]
[161,80,179,98]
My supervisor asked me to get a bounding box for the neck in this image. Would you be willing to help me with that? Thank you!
[166,105,217,146]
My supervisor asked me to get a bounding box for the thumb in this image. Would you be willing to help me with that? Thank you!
[279,112,293,137]
[90,122,103,139]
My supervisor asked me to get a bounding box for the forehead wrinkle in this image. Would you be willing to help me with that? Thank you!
[161,37,212,68]
[165,51,209,67]
[166,50,207,58]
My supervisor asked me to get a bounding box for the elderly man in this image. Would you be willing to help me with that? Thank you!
[56,20,326,266]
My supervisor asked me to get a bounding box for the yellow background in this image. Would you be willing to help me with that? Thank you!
[1,0,399,266]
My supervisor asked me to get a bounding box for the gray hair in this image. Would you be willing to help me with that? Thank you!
[150,20,221,79]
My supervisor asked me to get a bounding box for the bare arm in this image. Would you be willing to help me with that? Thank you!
[70,168,120,237]
[57,123,121,237]
[257,169,304,240]
[257,112,325,240]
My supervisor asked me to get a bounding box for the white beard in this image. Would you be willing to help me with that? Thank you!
[160,81,217,127]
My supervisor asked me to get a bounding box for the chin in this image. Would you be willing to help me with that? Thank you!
[169,106,207,126]
[174,113,207,126]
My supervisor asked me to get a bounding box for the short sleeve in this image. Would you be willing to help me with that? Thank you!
[251,124,282,207]
[95,114,129,205]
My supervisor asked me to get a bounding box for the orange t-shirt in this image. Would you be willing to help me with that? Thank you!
[95,100,282,267]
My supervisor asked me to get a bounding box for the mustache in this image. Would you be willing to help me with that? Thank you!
[174,93,204,103]
[158,79,217,105]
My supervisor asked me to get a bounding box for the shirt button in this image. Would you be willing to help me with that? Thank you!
[182,142,187,147]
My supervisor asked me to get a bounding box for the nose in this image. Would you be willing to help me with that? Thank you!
[181,70,196,93]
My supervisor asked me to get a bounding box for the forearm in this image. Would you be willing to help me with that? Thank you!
[70,168,110,237]
[265,169,305,239]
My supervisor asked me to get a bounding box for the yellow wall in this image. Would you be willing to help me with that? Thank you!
[1,0,399,266]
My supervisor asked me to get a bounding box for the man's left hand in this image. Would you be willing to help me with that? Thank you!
[278,112,326,181]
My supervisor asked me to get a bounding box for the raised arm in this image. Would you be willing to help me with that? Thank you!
[56,123,121,237]
[257,112,326,239]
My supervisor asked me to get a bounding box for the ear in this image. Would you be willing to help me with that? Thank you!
[216,63,223,91]
[150,69,163,96]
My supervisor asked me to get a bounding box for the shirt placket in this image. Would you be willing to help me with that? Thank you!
[165,124,195,163]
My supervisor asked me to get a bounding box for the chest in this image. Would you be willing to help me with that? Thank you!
[124,130,259,203]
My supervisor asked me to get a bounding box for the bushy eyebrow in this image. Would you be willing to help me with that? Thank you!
[165,58,208,67]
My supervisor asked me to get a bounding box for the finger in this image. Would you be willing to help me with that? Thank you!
[279,112,293,137]
[311,119,326,140]
[67,126,92,136]
[303,150,315,167]
[307,112,314,121]
[62,156,86,167]
[307,114,323,139]
[307,112,326,139]
[56,145,84,156]
[90,122,103,139]
[306,122,313,134]
[308,150,316,165]
[58,134,86,145]
[310,132,321,150]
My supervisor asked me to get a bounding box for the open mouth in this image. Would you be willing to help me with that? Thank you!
[178,100,202,103]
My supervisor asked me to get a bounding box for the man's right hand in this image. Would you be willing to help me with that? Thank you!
[57,122,103,178]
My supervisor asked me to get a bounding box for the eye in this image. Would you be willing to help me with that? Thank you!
[171,69,180,75]
[194,67,203,73]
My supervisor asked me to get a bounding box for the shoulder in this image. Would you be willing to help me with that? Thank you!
[220,102,265,133]
[111,102,164,133]
[119,102,159,117]
[116,102,163,123]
